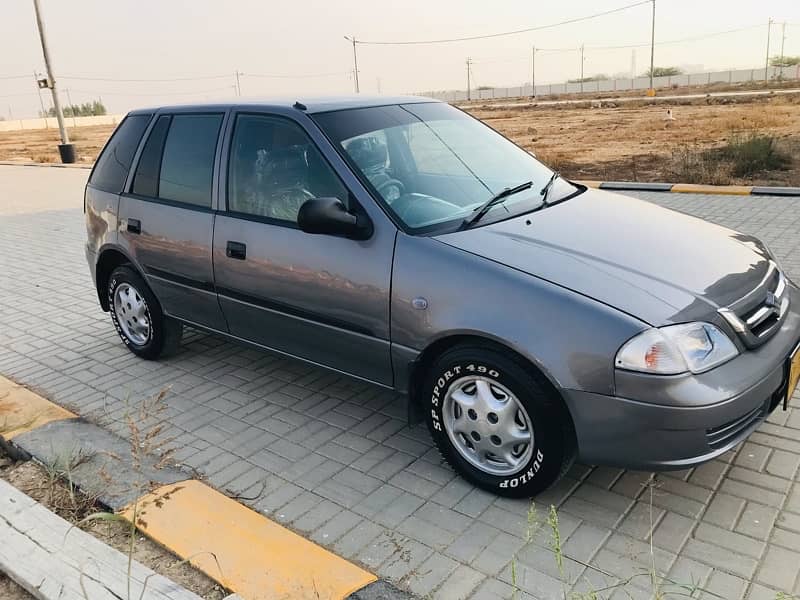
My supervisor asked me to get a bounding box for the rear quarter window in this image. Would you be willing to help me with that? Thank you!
[89,114,151,193]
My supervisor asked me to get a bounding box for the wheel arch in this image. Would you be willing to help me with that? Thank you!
[94,246,138,311]
[406,333,576,440]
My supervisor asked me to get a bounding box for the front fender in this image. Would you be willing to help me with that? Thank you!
[390,234,647,396]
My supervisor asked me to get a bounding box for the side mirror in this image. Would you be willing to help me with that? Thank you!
[297,198,372,240]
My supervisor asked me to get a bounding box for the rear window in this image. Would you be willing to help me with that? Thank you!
[89,114,151,193]
[158,114,223,208]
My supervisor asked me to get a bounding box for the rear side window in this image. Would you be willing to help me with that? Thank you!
[132,115,171,198]
[158,114,223,208]
[89,114,151,193]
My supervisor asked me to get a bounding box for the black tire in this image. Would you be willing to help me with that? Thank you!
[107,265,182,360]
[422,345,575,498]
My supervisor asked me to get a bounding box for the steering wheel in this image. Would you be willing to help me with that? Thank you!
[375,178,405,203]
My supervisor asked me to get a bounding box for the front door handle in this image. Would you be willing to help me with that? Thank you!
[127,218,141,235]
[226,241,246,260]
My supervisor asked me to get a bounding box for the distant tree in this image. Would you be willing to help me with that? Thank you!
[567,74,609,83]
[643,66,683,77]
[770,55,800,67]
[46,99,107,118]
[476,85,493,91]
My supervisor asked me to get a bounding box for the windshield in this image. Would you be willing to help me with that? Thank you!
[313,102,579,233]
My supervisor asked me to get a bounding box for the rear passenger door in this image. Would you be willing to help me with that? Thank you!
[118,111,227,331]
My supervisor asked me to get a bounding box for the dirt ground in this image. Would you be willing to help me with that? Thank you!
[469,93,800,186]
[0,448,227,600]
[1,92,799,186]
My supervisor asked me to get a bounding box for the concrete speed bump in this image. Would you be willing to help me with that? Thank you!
[0,377,389,600]
[123,480,377,600]
[0,376,75,440]
[670,183,754,195]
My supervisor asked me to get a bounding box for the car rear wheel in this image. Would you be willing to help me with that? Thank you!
[422,345,575,497]
[108,265,182,360]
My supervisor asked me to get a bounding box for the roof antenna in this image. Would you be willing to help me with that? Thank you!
[293,101,307,111]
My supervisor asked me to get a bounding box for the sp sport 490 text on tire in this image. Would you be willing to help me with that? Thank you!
[423,345,575,498]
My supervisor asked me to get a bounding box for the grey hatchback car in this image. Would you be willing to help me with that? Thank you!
[85,96,800,497]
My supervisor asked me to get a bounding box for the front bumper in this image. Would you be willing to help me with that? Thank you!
[565,284,800,470]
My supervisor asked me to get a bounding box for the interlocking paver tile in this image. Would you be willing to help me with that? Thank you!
[3,168,800,597]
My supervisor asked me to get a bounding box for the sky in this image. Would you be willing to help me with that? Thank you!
[1,0,798,118]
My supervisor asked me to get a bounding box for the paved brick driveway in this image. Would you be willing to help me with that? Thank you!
[1,164,799,600]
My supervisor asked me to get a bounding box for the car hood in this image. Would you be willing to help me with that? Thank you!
[435,189,771,325]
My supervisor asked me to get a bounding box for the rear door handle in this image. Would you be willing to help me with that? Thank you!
[127,218,141,235]
[226,241,246,260]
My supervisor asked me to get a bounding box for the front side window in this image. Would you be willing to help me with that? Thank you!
[227,114,347,224]
[158,114,223,208]
[314,102,579,233]
[89,113,151,193]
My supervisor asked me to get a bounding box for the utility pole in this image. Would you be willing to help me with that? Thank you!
[466,58,472,101]
[647,0,656,96]
[344,36,360,93]
[32,0,74,162]
[234,71,242,96]
[765,18,773,83]
[580,45,585,93]
[531,46,536,98]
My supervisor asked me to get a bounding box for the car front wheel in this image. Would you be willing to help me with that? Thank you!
[423,345,575,497]
[107,265,182,360]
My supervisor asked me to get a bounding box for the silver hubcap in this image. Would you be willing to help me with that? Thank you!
[442,376,534,476]
[113,283,151,346]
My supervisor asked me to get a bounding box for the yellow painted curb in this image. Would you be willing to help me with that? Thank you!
[0,376,76,440]
[670,184,754,195]
[122,480,377,600]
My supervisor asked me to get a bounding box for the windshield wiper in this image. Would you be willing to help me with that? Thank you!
[539,171,560,204]
[461,181,533,230]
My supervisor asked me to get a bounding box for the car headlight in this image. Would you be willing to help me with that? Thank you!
[615,322,739,375]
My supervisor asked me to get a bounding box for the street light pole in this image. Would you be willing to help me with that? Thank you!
[648,0,656,96]
[466,58,472,101]
[31,0,74,162]
[580,45,585,94]
[531,46,536,98]
[34,71,48,128]
[780,21,787,79]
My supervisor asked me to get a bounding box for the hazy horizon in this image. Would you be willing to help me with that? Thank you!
[2,0,798,118]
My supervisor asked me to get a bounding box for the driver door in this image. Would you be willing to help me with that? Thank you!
[212,112,395,385]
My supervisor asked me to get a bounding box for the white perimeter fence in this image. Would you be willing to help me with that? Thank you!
[419,65,800,102]
[0,114,125,132]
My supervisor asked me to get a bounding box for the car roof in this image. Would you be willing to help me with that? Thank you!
[129,95,440,116]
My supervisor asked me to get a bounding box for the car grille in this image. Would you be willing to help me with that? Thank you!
[719,262,789,349]
[706,404,765,450]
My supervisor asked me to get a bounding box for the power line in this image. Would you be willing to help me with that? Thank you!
[353,0,651,45]
[66,86,234,97]
[588,23,765,50]
[0,74,31,80]
[471,23,771,64]
[244,71,347,79]
[0,91,39,98]
[60,74,231,82]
